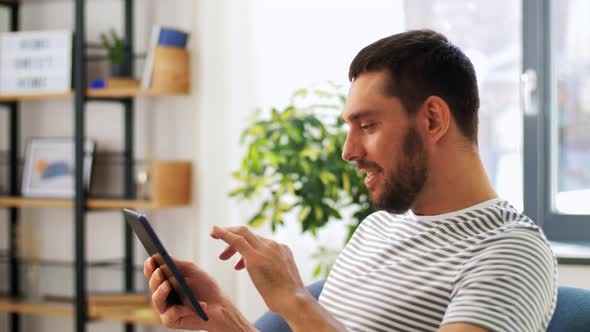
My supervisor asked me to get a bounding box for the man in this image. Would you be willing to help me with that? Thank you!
[144,30,556,332]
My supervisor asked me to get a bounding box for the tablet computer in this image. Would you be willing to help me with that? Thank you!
[122,208,208,321]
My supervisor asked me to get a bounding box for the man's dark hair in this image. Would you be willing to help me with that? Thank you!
[349,29,480,143]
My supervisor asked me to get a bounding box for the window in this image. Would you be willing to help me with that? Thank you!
[552,0,590,215]
[524,0,590,241]
[407,0,590,241]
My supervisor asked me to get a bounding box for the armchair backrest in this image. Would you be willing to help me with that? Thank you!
[255,281,590,332]
[547,286,590,332]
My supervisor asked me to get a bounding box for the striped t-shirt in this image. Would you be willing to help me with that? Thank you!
[319,198,557,332]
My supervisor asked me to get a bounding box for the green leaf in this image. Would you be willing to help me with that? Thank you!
[312,264,322,277]
[247,213,266,228]
[298,206,311,221]
[228,187,244,197]
[326,205,342,219]
[314,206,324,221]
[342,172,351,193]
[271,108,280,121]
[293,88,308,98]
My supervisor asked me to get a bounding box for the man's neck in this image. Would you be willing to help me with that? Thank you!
[411,149,497,217]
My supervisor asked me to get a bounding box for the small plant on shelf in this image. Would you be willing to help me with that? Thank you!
[100,28,128,77]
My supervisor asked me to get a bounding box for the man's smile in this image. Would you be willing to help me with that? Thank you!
[359,168,382,190]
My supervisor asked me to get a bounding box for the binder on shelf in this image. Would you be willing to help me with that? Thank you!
[141,25,190,89]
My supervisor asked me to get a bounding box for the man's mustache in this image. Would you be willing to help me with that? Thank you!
[355,160,382,172]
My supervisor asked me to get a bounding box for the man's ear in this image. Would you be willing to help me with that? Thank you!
[420,96,451,144]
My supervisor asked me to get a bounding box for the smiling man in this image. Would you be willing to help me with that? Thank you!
[145,30,556,332]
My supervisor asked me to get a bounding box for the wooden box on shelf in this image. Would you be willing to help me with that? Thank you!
[147,160,192,207]
[150,46,190,94]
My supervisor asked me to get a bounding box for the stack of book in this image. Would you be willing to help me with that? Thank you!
[141,25,190,93]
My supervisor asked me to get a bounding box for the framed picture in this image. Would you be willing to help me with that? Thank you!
[22,138,95,198]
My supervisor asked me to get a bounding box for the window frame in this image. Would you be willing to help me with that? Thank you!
[523,0,590,242]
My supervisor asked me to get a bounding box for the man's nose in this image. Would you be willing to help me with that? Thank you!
[342,133,365,162]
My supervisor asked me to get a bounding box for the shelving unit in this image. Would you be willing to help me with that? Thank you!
[0,1,190,332]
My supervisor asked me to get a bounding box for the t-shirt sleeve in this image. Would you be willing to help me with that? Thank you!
[441,227,557,332]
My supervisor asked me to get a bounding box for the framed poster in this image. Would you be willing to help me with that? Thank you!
[0,30,72,94]
[22,138,95,198]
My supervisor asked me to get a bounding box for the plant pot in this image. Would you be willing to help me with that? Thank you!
[110,62,131,77]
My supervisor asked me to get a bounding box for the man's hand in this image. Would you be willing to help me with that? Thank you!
[211,226,347,332]
[211,225,307,316]
[144,256,256,331]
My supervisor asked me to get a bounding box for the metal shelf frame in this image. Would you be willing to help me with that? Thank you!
[0,1,138,332]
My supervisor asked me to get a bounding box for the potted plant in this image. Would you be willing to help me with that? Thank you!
[100,29,128,77]
[230,83,373,277]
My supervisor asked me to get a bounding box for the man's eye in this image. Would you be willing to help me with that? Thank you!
[360,123,375,130]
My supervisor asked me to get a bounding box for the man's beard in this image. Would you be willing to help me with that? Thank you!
[372,126,428,214]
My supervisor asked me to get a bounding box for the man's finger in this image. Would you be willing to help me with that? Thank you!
[152,280,172,313]
[210,226,254,255]
[225,226,261,248]
[199,301,208,310]
[144,257,156,279]
[219,245,238,260]
[234,257,245,270]
[149,267,165,294]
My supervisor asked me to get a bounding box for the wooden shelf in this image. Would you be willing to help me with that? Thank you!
[0,91,74,102]
[0,297,72,318]
[0,88,188,102]
[0,196,188,209]
[0,296,161,325]
[86,88,188,99]
[90,305,161,325]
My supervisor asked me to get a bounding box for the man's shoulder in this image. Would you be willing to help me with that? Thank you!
[479,199,546,236]
[470,216,556,267]
[490,202,547,241]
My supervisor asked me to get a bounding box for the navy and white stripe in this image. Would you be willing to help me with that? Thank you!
[319,198,557,332]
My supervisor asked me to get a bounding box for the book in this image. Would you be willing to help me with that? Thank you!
[140,24,161,89]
